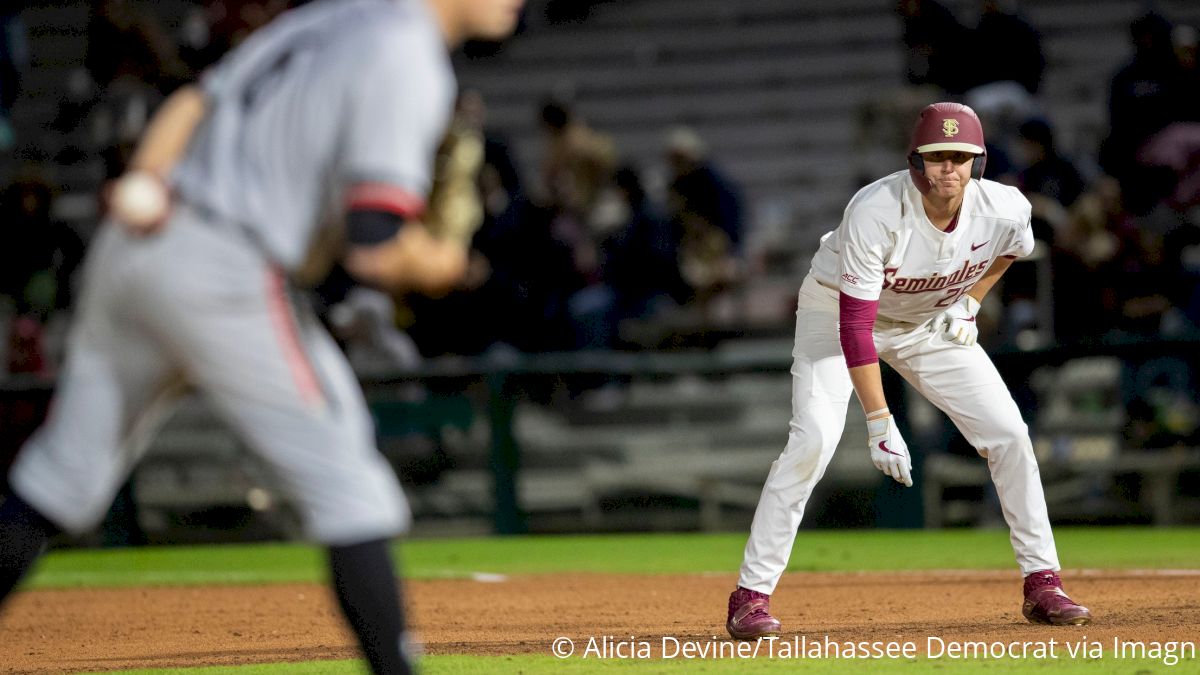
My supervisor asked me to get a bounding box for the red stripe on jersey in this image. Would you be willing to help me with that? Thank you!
[839,292,880,368]
[265,269,324,408]
[345,183,426,218]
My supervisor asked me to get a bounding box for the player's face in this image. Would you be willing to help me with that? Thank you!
[461,0,524,40]
[920,150,975,199]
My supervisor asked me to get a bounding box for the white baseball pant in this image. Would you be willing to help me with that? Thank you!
[738,275,1059,593]
[10,206,409,546]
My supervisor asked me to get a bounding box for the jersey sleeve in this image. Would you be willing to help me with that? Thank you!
[837,206,892,301]
[998,197,1036,259]
[339,31,454,211]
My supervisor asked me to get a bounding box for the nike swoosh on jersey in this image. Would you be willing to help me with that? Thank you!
[879,441,902,456]
[971,241,990,251]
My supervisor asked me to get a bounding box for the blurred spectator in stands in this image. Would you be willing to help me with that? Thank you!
[898,0,971,94]
[404,91,579,356]
[1051,177,1123,342]
[0,8,29,152]
[1119,23,1200,213]
[484,203,580,353]
[561,166,688,350]
[602,167,687,332]
[530,99,619,347]
[1106,168,1186,336]
[536,98,617,222]
[665,127,744,308]
[1100,12,1187,184]
[1055,174,1199,344]
[0,174,85,376]
[1136,121,1200,211]
[968,0,1044,94]
[1016,118,1085,209]
[1132,26,1200,215]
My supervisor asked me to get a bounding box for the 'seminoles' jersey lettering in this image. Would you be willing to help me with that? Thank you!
[882,258,990,294]
[808,171,1033,324]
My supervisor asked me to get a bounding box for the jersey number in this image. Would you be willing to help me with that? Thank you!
[935,285,972,308]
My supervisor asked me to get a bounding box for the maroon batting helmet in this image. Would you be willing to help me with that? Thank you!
[907,102,986,193]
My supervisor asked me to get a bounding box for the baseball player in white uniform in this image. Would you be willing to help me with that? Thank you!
[726,103,1092,640]
[0,1,522,673]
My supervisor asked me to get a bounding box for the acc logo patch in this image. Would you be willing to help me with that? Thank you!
[942,119,960,137]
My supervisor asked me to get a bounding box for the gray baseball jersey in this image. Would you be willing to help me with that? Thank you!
[173,0,456,270]
[11,0,456,545]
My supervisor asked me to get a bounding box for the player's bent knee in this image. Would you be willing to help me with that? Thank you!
[307,485,411,547]
[978,430,1036,464]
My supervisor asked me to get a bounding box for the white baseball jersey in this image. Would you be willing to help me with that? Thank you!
[809,170,1035,324]
[172,0,456,271]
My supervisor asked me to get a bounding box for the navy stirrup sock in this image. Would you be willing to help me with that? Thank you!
[329,538,412,675]
[0,493,59,604]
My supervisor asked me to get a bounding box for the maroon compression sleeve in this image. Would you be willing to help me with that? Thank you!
[839,292,879,368]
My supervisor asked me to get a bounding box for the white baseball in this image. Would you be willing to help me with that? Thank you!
[111,171,170,233]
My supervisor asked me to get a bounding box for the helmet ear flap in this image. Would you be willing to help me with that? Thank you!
[907,152,930,193]
[971,153,986,180]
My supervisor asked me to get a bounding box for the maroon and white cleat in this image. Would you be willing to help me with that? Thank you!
[726,587,782,640]
[1022,570,1092,626]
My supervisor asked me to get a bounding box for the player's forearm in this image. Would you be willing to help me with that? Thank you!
[848,363,890,419]
[126,85,208,176]
[344,221,469,296]
[966,256,1014,304]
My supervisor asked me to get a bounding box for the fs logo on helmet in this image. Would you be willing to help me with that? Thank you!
[942,119,959,137]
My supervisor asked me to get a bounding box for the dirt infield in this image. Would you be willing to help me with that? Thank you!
[1,570,1197,673]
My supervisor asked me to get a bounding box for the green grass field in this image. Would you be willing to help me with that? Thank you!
[28,526,1200,589]
[18,527,1198,674]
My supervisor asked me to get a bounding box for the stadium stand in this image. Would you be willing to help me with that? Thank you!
[4,0,1200,537]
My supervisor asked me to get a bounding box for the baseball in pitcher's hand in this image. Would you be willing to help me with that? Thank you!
[867,415,913,487]
[105,170,172,236]
[929,295,980,346]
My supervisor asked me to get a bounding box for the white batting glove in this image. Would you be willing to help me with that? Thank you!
[867,415,913,487]
[929,295,981,346]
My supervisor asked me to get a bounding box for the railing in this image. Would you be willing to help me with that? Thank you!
[4,336,1199,534]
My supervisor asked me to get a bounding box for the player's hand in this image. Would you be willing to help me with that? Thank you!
[867,415,913,487]
[105,170,172,236]
[929,295,980,346]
